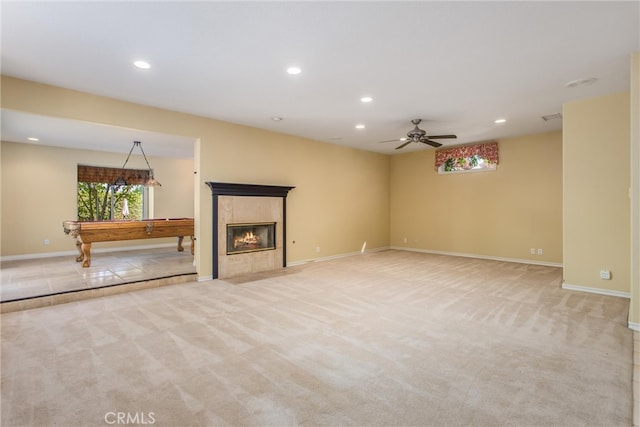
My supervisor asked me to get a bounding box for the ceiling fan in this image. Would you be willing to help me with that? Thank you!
[379,119,457,150]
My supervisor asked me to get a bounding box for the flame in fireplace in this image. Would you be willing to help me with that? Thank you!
[234,231,260,248]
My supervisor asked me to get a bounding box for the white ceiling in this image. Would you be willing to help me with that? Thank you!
[0,110,196,158]
[1,1,638,157]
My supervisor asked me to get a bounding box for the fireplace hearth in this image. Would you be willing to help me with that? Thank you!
[227,222,275,254]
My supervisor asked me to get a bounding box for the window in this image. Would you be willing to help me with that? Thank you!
[435,142,499,174]
[439,155,497,173]
[77,165,149,221]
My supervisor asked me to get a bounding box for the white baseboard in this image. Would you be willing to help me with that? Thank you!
[389,246,563,268]
[561,282,631,299]
[287,246,390,267]
[0,242,186,262]
[628,321,640,332]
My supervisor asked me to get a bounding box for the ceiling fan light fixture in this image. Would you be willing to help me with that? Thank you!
[377,119,456,150]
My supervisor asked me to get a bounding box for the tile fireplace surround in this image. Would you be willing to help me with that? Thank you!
[206,182,294,279]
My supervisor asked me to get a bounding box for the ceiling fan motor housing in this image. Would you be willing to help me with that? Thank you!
[407,119,427,142]
[407,125,426,141]
[378,118,455,149]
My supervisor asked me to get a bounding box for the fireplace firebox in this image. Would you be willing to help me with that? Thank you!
[226,222,276,255]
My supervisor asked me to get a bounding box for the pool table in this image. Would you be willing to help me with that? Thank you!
[62,218,194,267]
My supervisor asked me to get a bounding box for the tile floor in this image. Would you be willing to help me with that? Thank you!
[0,247,196,304]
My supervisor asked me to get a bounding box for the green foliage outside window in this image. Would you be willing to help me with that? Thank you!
[443,155,493,172]
[77,182,143,221]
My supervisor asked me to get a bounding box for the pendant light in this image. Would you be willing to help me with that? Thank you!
[114,141,161,187]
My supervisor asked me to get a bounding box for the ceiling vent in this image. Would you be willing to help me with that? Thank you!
[542,113,562,122]
[564,77,598,88]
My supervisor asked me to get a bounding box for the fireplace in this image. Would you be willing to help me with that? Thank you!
[227,222,276,254]
[206,182,294,279]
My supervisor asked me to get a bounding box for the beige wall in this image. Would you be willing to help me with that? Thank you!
[563,92,630,294]
[2,76,633,304]
[390,132,563,264]
[0,77,391,279]
[0,140,194,255]
[195,123,391,263]
[630,52,639,326]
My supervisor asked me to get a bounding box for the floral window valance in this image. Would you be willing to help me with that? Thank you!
[434,142,499,170]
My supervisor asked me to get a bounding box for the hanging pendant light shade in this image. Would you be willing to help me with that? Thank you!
[145,175,162,187]
[114,141,161,187]
[113,175,128,186]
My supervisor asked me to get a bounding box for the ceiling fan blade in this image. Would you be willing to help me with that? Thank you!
[421,139,443,147]
[395,140,413,150]
[378,139,402,143]
[427,134,457,139]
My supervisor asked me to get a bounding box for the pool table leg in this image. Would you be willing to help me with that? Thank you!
[177,236,195,255]
[74,239,85,263]
[81,243,92,268]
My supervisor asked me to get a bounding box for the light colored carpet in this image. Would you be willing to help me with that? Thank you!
[1,250,633,426]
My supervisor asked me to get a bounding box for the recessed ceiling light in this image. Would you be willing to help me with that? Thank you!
[133,60,151,69]
[286,66,301,75]
[355,124,365,129]
[271,117,283,122]
[360,96,373,103]
[564,77,597,88]
[27,137,39,141]
[494,118,506,124]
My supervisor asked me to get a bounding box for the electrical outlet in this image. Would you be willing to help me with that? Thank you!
[530,248,535,255]
[403,237,408,244]
[600,270,611,280]
[316,246,320,253]
[537,248,543,255]
[44,239,50,246]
